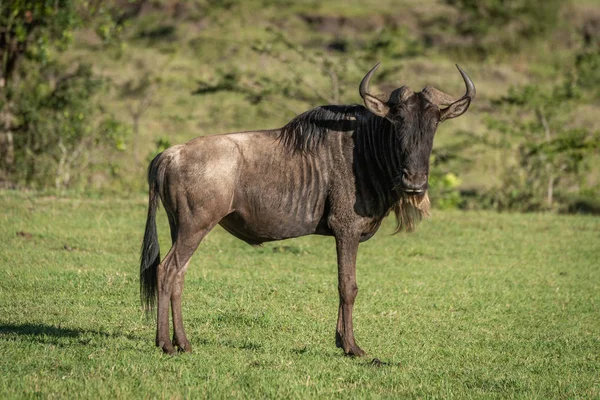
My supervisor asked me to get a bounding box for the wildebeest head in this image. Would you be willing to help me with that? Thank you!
[359,63,476,195]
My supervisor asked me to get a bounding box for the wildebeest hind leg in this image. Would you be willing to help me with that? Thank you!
[155,220,217,354]
[156,248,177,354]
[169,256,194,353]
[170,217,221,353]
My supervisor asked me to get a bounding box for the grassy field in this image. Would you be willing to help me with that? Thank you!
[0,190,598,398]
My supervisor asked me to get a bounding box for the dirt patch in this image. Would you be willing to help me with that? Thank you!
[112,0,201,22]
[298,12,425,36]
[16,231,33,239]
[300,14,386,34]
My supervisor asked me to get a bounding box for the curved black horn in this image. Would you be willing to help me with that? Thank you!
[456,64,476,100]
[359,62,381,99]
[422,64,476,105]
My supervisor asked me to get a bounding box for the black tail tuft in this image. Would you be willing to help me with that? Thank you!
[140,153,164,314]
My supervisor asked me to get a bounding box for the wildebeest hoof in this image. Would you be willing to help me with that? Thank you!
[344,344,366,357]
[157,339,176,355]
[173,339,192,353]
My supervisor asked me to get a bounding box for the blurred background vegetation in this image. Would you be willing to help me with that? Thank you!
[1,0,599,213]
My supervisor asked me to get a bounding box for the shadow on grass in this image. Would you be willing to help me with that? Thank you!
[0,323,142,345]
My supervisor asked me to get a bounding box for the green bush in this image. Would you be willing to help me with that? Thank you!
[576,51,600,97]
[0,0,129,191]
[476,82,599,211]
[12,62,129,190]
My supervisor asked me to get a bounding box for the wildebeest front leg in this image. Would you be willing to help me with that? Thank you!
[334,234,366,357]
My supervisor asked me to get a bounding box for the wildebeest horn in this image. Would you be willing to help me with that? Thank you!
[457,64,476,100]
[359,62,381,99]
[422,64,476,105]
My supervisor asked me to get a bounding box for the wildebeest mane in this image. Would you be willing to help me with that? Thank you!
[280,103,430,233]
[279,105,362,153]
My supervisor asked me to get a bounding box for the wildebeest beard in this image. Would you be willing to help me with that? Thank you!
[278,104,431,233]
[392,191,431,232]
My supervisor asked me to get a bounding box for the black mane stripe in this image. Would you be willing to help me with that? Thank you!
[278,105,365,153]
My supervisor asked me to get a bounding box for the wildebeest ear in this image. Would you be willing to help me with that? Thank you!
[440,97,471,121]
[363,94,390,118]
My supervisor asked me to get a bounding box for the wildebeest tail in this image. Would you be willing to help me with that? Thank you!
[140,153,164,314]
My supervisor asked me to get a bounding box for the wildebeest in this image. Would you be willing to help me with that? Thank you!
[140,63,475,356]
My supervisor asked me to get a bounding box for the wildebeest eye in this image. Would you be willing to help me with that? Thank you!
[388,109,403,122]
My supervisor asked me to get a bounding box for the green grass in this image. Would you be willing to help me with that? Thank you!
[0,190,599,398]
